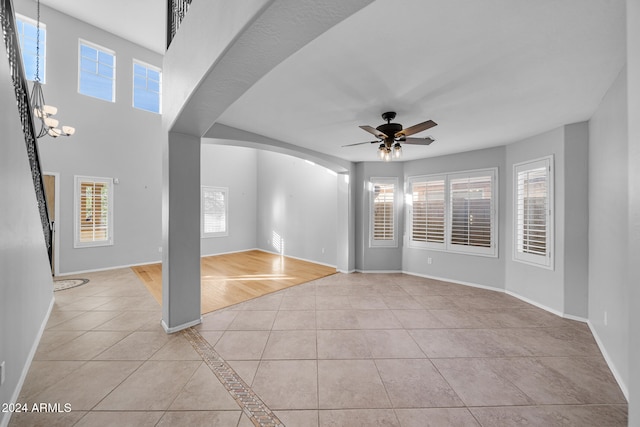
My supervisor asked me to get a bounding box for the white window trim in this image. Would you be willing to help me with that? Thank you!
[369,177,399,248]
[407,174,446,250]
[406,168,498,258]
[78,39,116,102]
[132,59,162,114]
[513,156,554,269]
[201,186,229,238]
[73,175,114,248]
[16,14,46,83]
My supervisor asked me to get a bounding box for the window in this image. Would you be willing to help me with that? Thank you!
[16,14,45,82]
[407,168,498,257]
[202,186,228,237]
[133,60,161,113]
[408,176,445,249]
[370,178,398,247]
[449,170,496,255]
[514,156,553,268]
[74,176,113,247]
[79,40,115,102]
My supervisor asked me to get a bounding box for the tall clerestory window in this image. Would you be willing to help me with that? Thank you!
[16,14,46,82]
[78,40,115,102]
[133,60,161,113]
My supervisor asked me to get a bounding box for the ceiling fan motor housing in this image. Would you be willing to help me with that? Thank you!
[377,122,403,146]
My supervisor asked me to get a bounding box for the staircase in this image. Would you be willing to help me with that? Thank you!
[0,0,53,266]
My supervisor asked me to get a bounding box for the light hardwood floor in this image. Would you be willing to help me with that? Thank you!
[132,250,336,314]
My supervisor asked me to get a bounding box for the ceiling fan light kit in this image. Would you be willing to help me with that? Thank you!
[345,111,437,161]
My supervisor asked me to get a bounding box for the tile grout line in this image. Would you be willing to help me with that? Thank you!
[182,327,285,427]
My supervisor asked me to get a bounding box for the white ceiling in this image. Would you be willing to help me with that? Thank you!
[41,0,625,162]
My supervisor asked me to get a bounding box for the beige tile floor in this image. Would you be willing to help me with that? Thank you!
[8,267,628,426]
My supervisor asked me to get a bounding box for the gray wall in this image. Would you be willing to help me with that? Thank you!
[588,66,629,394]
[200,145,257,255]
[15,0,164,275]
[256,150,338,266]
[504,127,567,312]
[504,123,589,318]
[627,0,640,421]
[0,41,54,426]
[402,146,506,288]
[355,161,405,272]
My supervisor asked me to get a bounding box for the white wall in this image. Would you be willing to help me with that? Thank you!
[256,150,338,266]
[200,145,257,255]
[402,146,506,288]
[15,0,164,275]
[0,39,54,427]
[588,66,629,395]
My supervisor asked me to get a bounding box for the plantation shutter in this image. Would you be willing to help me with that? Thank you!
[411,179,445,245]
[202,187,227,235]
[514,157,553,268]
[373,182,395,240]
[450,173,494,250]
[370,178,398,247]
[75,176,113,247]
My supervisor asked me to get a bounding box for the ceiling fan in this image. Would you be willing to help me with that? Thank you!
[343,111,437,161]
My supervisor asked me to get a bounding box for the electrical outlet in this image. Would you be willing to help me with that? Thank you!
[604,311,608,326]
[1,361,5,386]
[427,257,432,265]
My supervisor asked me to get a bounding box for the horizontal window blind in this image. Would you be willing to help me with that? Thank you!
[373,182,395,241]
[450,175,493,248]
[411,179,445,244]
[514,157,553,268]
[74,176,113,248]
[202,187,228,237]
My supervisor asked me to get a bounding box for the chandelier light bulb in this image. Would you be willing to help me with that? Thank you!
[393,143,402,159]
[62,126,75,135]
[42,104,57,115]
[44,117,59,128]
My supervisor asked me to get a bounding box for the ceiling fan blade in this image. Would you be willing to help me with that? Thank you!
[400,137,435,145]
[360,125,388,139]
[395,119,437,138]
[342,140,380,147]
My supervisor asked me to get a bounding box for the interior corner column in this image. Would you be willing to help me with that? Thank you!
[161,131,201,333]
[336,164,356,273]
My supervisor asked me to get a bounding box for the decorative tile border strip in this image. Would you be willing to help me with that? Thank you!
[182,327,285,427]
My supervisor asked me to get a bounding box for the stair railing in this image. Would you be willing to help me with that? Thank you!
[1,0,54,266]
[167,0,192,49]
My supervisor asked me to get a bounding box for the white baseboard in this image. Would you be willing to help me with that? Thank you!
[587,321,629,401]
[161,317,202,334]
[1,296,54,427]
[402,270,503,293]
[256,248,337,269]
[57,259,162,277]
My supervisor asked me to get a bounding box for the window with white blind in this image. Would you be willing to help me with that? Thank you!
[74,176,113,247]
[202,186,228,238]
[514,157,553,268]
[449,170,497,256]
[370,178,398,247]
[408,176,445,249]
[407,168,498,257]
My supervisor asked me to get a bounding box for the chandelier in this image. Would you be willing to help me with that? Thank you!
[29,0,74,138]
